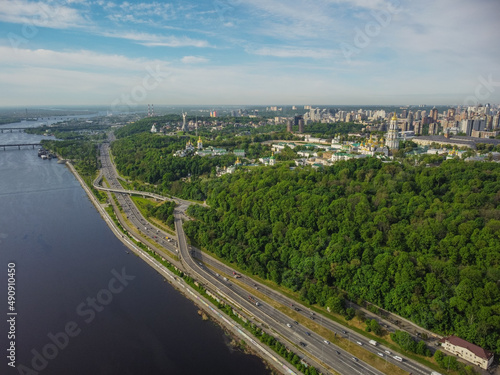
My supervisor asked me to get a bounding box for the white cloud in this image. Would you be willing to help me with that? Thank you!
[98,30,212,48]
[0,0,88,29]
[325,0,397,11]
[100,1,176,23]
[0,46,169,72]
[250,46,337,59]
[181,56,209,64]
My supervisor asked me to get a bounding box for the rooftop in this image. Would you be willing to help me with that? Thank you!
[440,336,493,360]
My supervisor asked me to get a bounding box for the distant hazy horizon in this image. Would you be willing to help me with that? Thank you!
[0,104,485,113]
[0,0,499,107]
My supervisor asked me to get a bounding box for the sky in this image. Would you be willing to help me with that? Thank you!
[0,0,499,107]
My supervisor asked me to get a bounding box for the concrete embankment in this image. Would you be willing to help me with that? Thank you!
[64,162,297,375]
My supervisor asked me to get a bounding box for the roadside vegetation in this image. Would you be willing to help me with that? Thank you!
[183,159,500,355]
[59,117,500,363]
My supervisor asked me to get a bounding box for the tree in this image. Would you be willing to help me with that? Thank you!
[369,319,382,336]
[345,307,355,321]
[355,309,366,323]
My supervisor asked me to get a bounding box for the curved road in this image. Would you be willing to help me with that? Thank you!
[96,141,434,375]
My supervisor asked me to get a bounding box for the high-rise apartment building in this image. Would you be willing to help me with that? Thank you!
[385,113,400,150]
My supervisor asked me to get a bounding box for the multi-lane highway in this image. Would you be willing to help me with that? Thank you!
[95,139,435,375]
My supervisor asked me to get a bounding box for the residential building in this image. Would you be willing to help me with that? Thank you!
[439,336,493,370]
[298,119,305,133]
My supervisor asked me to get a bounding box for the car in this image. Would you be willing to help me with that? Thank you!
[352,357,358,362]
[342,330,347,334]
[377,352,384,357]
[384,350,391,354]
[336,350,340,355]
[294,307,300,311]
[286,323,292,328]
[305,332,311,336]
[294,321,298,325]
[356,341,363,346]
[324,340,330,345]
[299,342,307,347]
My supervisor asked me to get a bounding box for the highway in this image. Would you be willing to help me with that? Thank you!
[95,140,435,375]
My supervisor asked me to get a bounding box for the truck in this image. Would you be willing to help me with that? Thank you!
[369,340,378,346]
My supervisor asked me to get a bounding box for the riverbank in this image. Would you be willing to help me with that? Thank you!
[64,160,296,375]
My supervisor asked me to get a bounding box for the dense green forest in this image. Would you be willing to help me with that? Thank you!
[301,122,365,137]
[134,199,176,228]
[111,134,238,200]
[182,159,500,354]
[41,139,99,176]
[110,130,296,200]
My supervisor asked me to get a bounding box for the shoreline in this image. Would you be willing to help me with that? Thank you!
[63,159,297,375]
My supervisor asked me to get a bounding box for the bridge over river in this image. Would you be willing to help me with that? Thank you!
[0,143,42,150]
[0,128,31,133]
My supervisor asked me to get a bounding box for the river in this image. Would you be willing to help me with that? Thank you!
[0,120,269,375]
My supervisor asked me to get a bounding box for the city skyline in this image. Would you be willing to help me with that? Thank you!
[0,0,499,107]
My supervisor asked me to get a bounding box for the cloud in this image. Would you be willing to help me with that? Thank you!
[103,1,176,23]
[181,56,209,64]
[98,30,212,48]
[325,0,397,11]
[0,46,169,72]
[0,0,88,29]
[250,46,337,59]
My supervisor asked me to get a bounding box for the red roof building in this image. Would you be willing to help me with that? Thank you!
[439,336,494,370]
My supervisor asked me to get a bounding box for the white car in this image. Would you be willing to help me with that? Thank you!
[324,340,330,345]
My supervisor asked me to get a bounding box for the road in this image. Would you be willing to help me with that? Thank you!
[96,140,435,375]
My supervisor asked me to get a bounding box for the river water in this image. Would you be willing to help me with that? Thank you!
[0,120,269,374]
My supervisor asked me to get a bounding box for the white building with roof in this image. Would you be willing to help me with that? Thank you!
[439,336,494,369]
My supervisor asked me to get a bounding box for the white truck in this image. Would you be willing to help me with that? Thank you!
[369,340,378,346]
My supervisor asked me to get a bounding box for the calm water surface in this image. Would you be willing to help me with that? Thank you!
[0,124,269,375]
